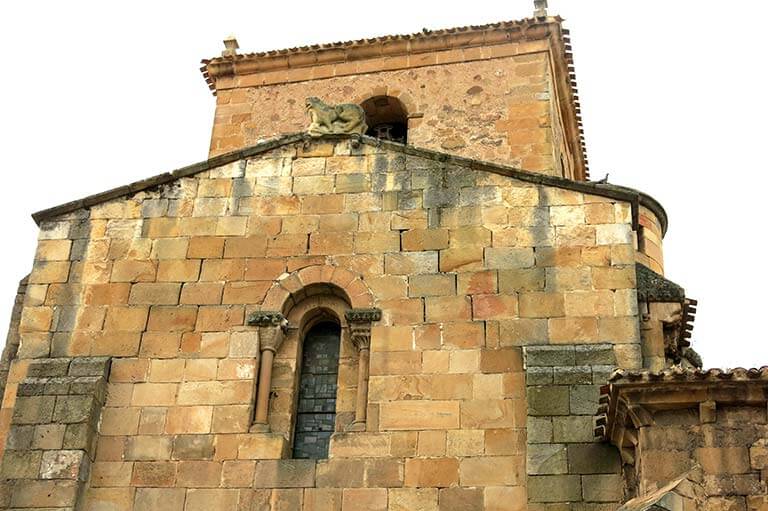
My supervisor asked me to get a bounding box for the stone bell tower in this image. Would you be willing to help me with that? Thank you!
[201,15,588,180]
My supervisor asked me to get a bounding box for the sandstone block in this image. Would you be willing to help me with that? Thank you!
[439,487,483,510]
[385,252,438,275]
[342,488,387,511]
[329,432,390,458]
[402,229,449,251]
[176,460,221,487]
[83,487,135,511]
[172,435,215,460]
[0,450,42,479]
[124,436,173,461]
[156,259,201,282]
[528,443,568,475]
[129,283,181,305]
[222,281,271,304]
[519,292,565,318]
[527,386,569,416]
[441,321,485,349]
[404,457,459,487]
[552,416,595,443]
[134,488,186,511]
[446,429,484,457]
[457,271,498,295]
[485,247,534,269]
[582,473,623,502]
[460,455,524,486]
[185,489,240,511]
[238,433,287,459]
[409,274,455,297]
[499,318,548,345]
[388,488,438,511]
[527,474,582,503]
[195,305,244,331]
[549,317,599,343]
[425,296,471,322]
[303,487,343,511]
[472,294,518,319]
[111,260,157,282]
[592,266,635,290]
[485,428,526,455]
[9,480,79,508]
[461,399,524,428]
[187,236,225,258]
[696,447,752,475]
[131,461,176,487]
[200,258,246,281]
[315,459,365,487]
[379,401,460,430]
[483,486,526,511]
[253,460,315,488]
[13,395,55,424]
[165,406,212,434]
[439,247,484,272]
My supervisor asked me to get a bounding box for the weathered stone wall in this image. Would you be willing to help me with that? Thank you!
[633,405,767,510]
[524,345,625,509]
[211,43,572,178]
[0,138,642,510]
[0,276,28,441]
[0,357,110,510]
[635,205,664,274]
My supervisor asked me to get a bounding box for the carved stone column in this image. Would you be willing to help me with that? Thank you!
[247,311,288,432]
[345,308,381,431]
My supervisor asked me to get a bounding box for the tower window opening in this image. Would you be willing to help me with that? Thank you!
[361,95,408,143]
[292,321,341,459]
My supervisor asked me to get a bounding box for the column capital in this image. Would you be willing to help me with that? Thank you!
[247,311,288,353]
[345,308,381,351]
[247,311,288,329]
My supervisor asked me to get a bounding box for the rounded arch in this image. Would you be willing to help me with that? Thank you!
[354,87,418,118]
[360,95,409,143]
[261,264,374,316]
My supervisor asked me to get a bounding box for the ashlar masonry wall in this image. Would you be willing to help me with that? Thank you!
[1,137,642,511]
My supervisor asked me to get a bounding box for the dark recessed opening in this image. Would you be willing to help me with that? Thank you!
[361,95,408,144]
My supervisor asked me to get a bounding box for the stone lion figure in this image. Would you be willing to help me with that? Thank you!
[305,97,367,136]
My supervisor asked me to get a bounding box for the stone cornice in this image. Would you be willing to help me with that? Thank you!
[344,309,382,324]
[201,17,561,92]
[31,133,667,236]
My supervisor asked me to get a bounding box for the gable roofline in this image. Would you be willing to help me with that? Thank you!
[31,133,667,237]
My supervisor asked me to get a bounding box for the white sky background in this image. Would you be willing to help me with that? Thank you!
[0,1,766,368]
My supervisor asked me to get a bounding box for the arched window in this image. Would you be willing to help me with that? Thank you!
[292,321,341,459]
[361,95,408,143]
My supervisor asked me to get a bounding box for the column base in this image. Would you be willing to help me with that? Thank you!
[345,421,367,432]
[249,422,271,433]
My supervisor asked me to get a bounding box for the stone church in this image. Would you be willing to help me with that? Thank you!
[0,3,766,510]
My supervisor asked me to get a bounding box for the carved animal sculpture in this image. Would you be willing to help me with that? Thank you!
[305,97,367,136]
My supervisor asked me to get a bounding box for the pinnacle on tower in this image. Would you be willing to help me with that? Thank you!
[534,0,548,17]
[222,34,239,57]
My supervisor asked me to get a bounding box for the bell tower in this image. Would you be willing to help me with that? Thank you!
[201,13,588,180]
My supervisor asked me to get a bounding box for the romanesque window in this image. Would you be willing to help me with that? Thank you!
[361,95,408,143]
[291,321,341,459]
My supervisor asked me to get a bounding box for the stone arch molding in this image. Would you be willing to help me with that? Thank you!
[261,264,374,315]
[353,87,419,119]
[249,264,379,433]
